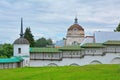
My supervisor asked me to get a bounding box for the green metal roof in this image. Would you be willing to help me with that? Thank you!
[103,40,120,45]
[0,57,23,63]
[81,43,105,48]
[30,48,60,53]
[59,46,84,51]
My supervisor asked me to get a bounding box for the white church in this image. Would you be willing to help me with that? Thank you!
[0,18,120,69]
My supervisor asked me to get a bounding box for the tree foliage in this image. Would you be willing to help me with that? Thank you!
[0,43,13,58]
[114,23,120,32]
[35,37,47,47]
[47,38,53,45]
[24,27,35,47]
[35,37,53,47]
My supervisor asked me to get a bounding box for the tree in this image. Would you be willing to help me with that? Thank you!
[24,27,35,47]
[35,37,53,47]
[47,38,53,45]
[35,37,47,47]
[0,43,13,58]
[114,23,120,32]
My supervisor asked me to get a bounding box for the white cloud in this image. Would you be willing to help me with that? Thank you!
[0,0,120,43]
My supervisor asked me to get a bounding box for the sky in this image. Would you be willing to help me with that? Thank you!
[0,0,120,44]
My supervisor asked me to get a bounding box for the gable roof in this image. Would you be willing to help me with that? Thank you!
[103,40,120,45]
[30,46,84,53]
[81,43,105,48]
[30,48,60,53]
[59,46,84,51]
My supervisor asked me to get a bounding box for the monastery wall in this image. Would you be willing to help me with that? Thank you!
[29,53,120,67]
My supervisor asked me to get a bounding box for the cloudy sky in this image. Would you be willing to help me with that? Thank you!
[0,0,120,44]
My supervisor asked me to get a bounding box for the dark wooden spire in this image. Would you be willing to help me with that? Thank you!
[20,18,24,37]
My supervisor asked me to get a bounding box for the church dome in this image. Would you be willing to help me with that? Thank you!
[68,17,84,31]
[68,24,84,31]
[14,37,29,44]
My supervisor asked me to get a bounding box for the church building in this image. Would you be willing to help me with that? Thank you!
[66,17,85,45]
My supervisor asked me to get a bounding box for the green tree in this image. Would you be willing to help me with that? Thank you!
[24,27,35,47]
[35,37,53,47]
[35,37,47,47]
[114,23,120,32]
[0,43,13,58]
[47,38,53,45]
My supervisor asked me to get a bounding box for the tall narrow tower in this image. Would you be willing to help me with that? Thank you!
[13,18,30,66]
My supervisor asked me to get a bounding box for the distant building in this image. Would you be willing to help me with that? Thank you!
[65,17,85,46]
[94,31,120,43]
[55,40,65,47]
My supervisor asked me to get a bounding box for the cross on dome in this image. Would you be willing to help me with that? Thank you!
[74,17,78,24]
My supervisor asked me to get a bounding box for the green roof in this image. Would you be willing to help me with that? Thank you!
[103,40,120,45]
[81,43,105,48]
[30,48,60,53]
[59,46,84,51]
[0,57,23,63]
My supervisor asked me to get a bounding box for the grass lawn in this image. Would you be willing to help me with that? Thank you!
[0,64,120,80]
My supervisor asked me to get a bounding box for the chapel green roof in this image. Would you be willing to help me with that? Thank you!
[30,48,60,53]
[103,40,120,45]
[81,43,105,48]
[0,57,23,63]
[59,46,84,51]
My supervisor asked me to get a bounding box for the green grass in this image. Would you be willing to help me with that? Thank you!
[0,64,120,80]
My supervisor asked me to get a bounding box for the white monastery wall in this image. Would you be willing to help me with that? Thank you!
[0,63,19,69]
[30,53,120,67]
